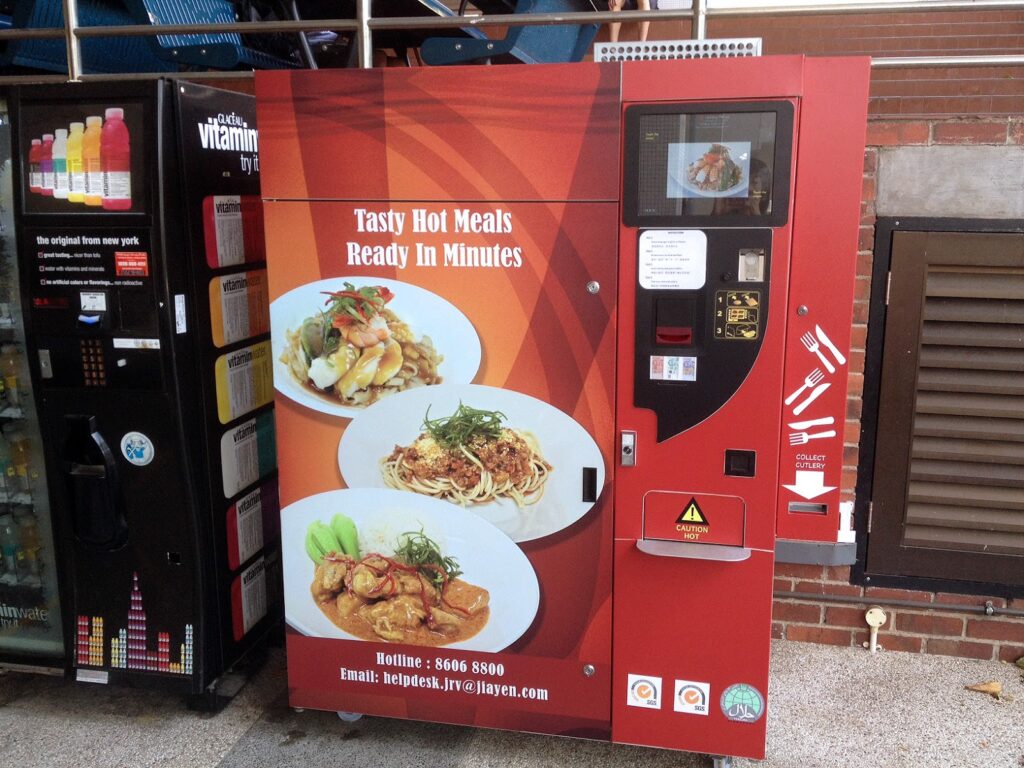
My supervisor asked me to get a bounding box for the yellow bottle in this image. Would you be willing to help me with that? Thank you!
[0,345,19,408]
[6,430,32,493]
[67,121,86,203]
[83,115,103,207]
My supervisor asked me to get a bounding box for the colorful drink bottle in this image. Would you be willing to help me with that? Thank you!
[40,133,54,196]
[101,107,131,210]
[83,116,103,206]
[28,139,42,193]
[6,430,34,493]
[0,436,13,495]
[16,510,41,586]
[67,122,86,203]
[0,513,19,585]
[52,128,69,199]
[1,344,20,408]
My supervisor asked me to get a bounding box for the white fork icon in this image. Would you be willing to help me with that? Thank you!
[789,429,837,445]
[785,368,824,406]
[801,332,836,374]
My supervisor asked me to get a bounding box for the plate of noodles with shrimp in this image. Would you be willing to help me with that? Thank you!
[281,488,539,651]
[337,384,606,543]
[270,278,481,418]
[668,141,752,199]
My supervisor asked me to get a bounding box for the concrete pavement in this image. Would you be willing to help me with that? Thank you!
[1,640,1022,768]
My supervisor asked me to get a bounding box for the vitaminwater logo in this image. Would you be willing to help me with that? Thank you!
[197,113,259,175]
[0,602,50,627]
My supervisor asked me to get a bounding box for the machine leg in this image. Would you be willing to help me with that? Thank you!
[711,757,735,768]
[337,711,363,722]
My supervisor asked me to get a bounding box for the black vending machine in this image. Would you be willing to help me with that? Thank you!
[9,81,280,700]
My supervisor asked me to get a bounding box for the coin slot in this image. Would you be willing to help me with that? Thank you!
[787,502,827,515]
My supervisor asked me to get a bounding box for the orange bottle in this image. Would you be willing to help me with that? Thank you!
[82,116,103,207]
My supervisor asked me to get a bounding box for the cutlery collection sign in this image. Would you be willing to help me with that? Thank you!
[779,323,849,507]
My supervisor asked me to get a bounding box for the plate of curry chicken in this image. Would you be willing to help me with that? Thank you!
[282,488,539,651]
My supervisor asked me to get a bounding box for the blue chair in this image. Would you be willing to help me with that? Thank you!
[122,0,302,69]
[4,0,175,74]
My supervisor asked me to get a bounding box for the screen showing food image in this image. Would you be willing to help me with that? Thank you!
[381,402,552,509]
[667,141,751,199]
[633,109,783,219]
[339,384,605,543]
[281,489,539,652]
[306,514,489,646]
[271,278,481,418]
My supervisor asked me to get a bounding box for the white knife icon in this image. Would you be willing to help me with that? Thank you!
[815,325,847,366]
[788,416,835,430]
[792,381,831,416]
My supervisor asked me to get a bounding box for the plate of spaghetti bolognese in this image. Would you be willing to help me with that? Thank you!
[337,384,605,543]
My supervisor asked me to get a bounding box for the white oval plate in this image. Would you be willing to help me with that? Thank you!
[338,384,606,543]
[270,277,481,419]
[282,488,539,652]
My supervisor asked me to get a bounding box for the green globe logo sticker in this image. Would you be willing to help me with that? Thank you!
[720,683,765,723]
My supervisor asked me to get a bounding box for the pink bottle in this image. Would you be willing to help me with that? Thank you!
[28,139,42,193]
[40,134,54,197]
[100,107,131,211]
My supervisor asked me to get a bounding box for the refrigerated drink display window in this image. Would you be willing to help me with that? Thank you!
[623,103,794,228]
[0,102,65,661]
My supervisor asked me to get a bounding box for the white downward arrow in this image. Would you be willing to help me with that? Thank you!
[783,470,836,500]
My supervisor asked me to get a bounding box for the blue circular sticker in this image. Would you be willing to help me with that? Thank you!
[120,431,154,467]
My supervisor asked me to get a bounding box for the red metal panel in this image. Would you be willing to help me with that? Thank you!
[612,58,804,759]
[775,57,871,542]
[256,64,621,203]
[611,541,774,759]
[621,56,805,102]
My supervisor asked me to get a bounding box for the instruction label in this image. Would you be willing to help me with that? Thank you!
[204,195,265,268]
[714,290,761,341]
[231,557,268,641]
[226,481,279,570]
[209,270,269,347]
[220,411,276,497]
[638,230,707,290]
[214,341,273,423]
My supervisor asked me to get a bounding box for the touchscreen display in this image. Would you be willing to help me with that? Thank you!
[636,111,779,219]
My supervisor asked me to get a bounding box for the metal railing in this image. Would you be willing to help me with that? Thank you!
[0,0,1020,82]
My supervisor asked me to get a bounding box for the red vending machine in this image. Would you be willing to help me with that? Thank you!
[257,56,867,762]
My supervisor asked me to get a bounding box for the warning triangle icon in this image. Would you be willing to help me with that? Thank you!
[676,498,708,526]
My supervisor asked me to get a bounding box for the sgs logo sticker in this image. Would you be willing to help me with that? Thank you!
[674,680,711,716]
[627,674,662,709]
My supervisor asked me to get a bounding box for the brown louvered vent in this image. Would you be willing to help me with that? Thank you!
[868,231,1024,586]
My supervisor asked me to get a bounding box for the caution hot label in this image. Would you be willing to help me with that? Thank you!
[676,498,708,525]
[674,498,710,540]
[644,492,744,547]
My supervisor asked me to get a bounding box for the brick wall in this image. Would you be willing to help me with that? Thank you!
[772,116,1024,660]
[773,564,1024,663]
[626,9,1024,119]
